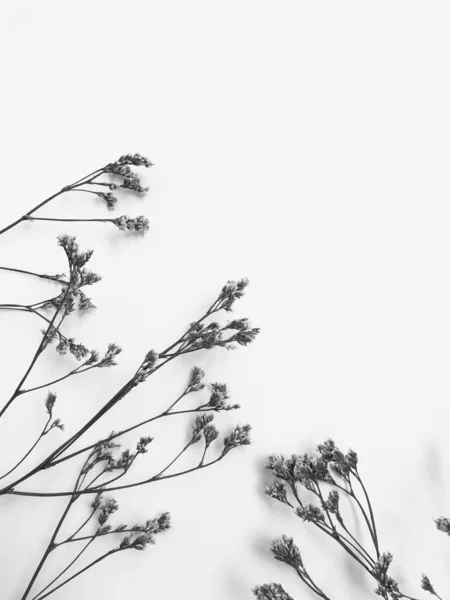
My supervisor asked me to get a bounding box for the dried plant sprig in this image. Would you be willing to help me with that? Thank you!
[252,583,295,600]
[257,439,435,600]
[0,153,152,237]
[20,450,171,600]
[0,155,259,600]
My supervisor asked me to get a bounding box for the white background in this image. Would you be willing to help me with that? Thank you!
[1,2,450,599]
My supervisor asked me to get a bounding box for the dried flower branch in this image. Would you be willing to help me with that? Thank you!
[0,154,259,600]
[256,439,442,600]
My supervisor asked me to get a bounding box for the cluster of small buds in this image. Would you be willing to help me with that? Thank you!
[41,238,101,321]
[372,553,401,599]
[264,481,289,505]
[80,269,101,287]
[136,435,153,454]
[83,350,100,366]
[112,215,150,234]
[48,418,65,432]
[374,579,401,599]
[222,424,251,455]
[56,337,90,361]
[97,192,118,210]
[323,489,341,519]
[252,583,294,600]
[41,325,59,350]
[90,492,103,511]
[421,574,438,596]
[184,321,222,351]
[104,162,149,193]
[293,453,333,487]
[295,502,325,523]
[224,319,260,348]
[182,320,259,354]
[187,366,206,392]
[57,235,94,269]
[270,536,303,570]
[266,454,297,482]
[120,532,154,550]
[106,449,134,472]
[116,153,154,168]
[207,382,240,411]
[191,414,217,444]
[96,343,122,368]
[118,512,170,551]
[217,278,250,312]
[316,439,358,478]
[45,391,57,417]
[203,423,219,447]
[83,437,121,475]
[97,497,119,526]
[134,350,159,385]
[224,318,260,346]
[77,290,96,312]
[434,516,450,535]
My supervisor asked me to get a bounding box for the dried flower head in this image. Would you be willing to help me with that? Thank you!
[218,278,250,312]
[421,574,438,596]
[187,366,206,392]
[264,482,289,505]
[270,536,303,569]
[97,192,118,210]
[136,436,153,454]
[191,414,216,444]
[252,583,295,600]
[98,498,119,526]
[435,516,450,535]
[222,424,251,455]
[134,349,159,384]
[295,502,325,523]
[44,391,57,416]
[98,343,122,368]
[113,215,150,234]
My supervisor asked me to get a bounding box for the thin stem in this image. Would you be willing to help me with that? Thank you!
[8,456,224,498]
[295,567,331,600]
[333,480,378,551]
[338,518,375,566]
[290,483,373,575]
[0,417,51,479]
[354,470,380,557]
[20,364,97,396]
[27,217,115,224]
[31,547,122,600]
[19,468,83,600]
[315,519,373,575]
[49,405,210,469]
[59,528,136,546]
[0,274,74,419]
[62,506,97,544]
[32,538,95,600]
[0,266,66,284]
[0,165,106,237]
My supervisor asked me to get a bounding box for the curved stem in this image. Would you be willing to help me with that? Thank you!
[49,405,210,469]
[28,217,114,224]
[0,266,66,284]
[0,418,50,479]
[30,547,122,600]
[0,166,106,237]
[9,456,224,498]
[0,275,74,419]
[32,538,95,600]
